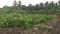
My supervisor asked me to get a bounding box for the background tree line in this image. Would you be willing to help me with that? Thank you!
[1,0,60,14]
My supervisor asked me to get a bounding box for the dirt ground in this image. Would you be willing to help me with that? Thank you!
[0,28,48,34]
[0,27,59,34]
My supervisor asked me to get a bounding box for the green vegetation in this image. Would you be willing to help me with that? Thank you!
[0,0,59,31]
[1,0,60,14]
[0,14,52,29]
[0,0,60,16]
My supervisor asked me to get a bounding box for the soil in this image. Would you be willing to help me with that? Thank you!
[0,27,48,34]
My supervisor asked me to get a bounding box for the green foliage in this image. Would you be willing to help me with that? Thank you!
[1,0,60,14]
[0,14,52,29]
[0,0,58,31]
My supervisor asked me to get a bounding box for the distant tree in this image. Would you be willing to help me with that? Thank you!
[45,1,49,7]
[18,0,21,6]
[49,1,55,7]
[49,1,56,14]
[17,0,21,9]
[21,5,27,10]
[40,2,44,7]
[39,2,44,10]
[2,0,60,14]
[3,6,10,9]
[44,1,49,11]
[27,4,33,11]
[34,4,40,11]
[44,1,50,14]
[10,0,19,12]
[13,0,17,7]
[39,2,45,13]
[58,0,60,5]
[54,3,58,13]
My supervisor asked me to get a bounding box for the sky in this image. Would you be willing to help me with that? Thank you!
[0,0,59,8]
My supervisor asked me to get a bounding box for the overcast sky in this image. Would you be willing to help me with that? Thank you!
[0,0,59,8]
